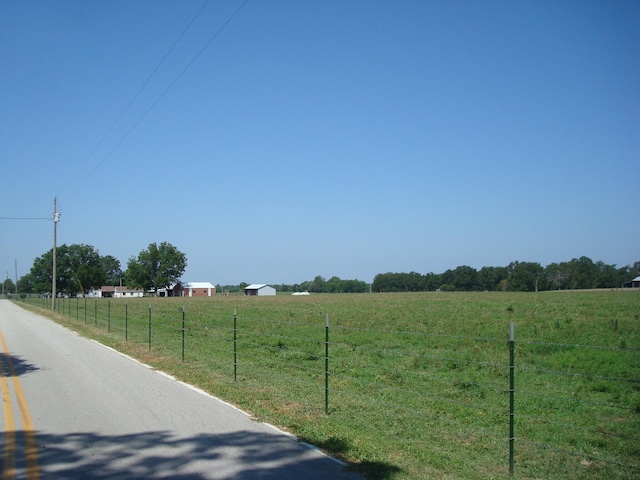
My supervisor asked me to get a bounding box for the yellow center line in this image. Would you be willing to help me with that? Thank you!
[1,354,16,479]
[0,329,40,480]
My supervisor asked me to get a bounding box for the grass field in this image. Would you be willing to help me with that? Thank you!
[18,290,640,479]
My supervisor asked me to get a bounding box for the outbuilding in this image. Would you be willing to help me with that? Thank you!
[181,282,216,297]
[622,276,640,288]
[244,284,276,296]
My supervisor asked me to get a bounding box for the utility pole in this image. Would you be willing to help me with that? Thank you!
[52,197,61,310]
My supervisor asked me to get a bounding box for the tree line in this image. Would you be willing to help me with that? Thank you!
[15,242,186,295]
[9,242,638,297]
[223,258,639,294]
[371,257,640,293]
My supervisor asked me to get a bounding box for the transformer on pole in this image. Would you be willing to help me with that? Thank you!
[52,197,61,310]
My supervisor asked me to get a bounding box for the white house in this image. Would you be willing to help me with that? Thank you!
[244,284,276,296]
[97,286,144,298]
[157,282,216,297]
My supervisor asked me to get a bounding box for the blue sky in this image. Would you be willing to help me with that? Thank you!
[1,0,638,286]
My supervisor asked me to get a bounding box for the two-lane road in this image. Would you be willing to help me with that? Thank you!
[0,300,360,479]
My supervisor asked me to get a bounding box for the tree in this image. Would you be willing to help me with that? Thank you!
[101,255,123,286]
[324,276,368,293]
[2,278,16,295]
[28,250,55,293]
[425,273,442,291]
[26,244,106,295]
[545,263,569,290]
[125,242,187,292]
[595,261,618,289]
[301,276,327,293]
[506,261,543,292]
[17,275,34,294]
[451,265,478,291]
[65,244,106,293]
[372,272,426,292]
[564,256,599,289]
[326,276,343,293]
[372,273,398,292]
[477,266,507,291]
[342,279,368,293]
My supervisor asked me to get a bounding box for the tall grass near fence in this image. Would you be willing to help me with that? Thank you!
[18,291,640,480]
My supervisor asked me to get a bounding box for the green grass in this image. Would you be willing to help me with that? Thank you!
[17,291,640,479]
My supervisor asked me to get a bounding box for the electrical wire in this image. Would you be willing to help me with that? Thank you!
[64,0,249,200]
[60,0,212,199]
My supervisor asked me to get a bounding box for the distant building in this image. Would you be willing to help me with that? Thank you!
[180,282,216,297]
[244,284,276,296]
[158,282,216,297]
[99,286,144,298]
[622,276,640,288]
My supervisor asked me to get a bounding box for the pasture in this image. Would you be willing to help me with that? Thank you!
[20,290,640,479]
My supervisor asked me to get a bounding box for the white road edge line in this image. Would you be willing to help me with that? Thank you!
[89,340,347,466]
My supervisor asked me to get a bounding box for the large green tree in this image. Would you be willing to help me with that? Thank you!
[450,265,478,291]
[101,255,123,286]
[506,261,544,292]
[25,244,107,294]
[2,278,16,295]
[565,256,599,289]
[125,242,187,292]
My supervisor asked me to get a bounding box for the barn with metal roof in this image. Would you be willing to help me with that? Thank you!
[244,284,276,296]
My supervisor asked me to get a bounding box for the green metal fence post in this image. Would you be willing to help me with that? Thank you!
[125,301,128,341]
[325,313,330,415]
[94,299,97,326]
[148,303,152,352]
[509,321,515,477]
[108,299,111,333]
[233,308,237,382]
[76,296,79,320]
[182,306,186,362]
[84,297,87,323]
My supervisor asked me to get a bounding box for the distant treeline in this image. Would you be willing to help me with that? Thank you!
[371,257,639,293]
[219,257,639,294]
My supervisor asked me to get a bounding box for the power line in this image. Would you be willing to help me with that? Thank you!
[61,0,212,199]
[64,0,249,199]
[0,217,51,220]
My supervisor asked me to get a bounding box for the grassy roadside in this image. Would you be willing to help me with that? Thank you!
[14,291,640,479]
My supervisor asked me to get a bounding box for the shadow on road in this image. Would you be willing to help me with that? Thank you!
[32,429,379,480]
[0,353,40,377]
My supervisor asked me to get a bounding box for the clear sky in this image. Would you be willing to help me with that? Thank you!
[1,0,638,286]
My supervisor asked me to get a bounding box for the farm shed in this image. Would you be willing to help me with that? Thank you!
[622,276,640,288]
[244,284,276,296]
[181,282,216,297]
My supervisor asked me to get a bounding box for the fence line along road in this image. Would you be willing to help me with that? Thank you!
[0,299,361,480]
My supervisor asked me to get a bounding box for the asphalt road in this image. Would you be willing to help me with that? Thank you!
[0,300,360,479]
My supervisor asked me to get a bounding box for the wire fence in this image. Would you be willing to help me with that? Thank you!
[18,295,640,479]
